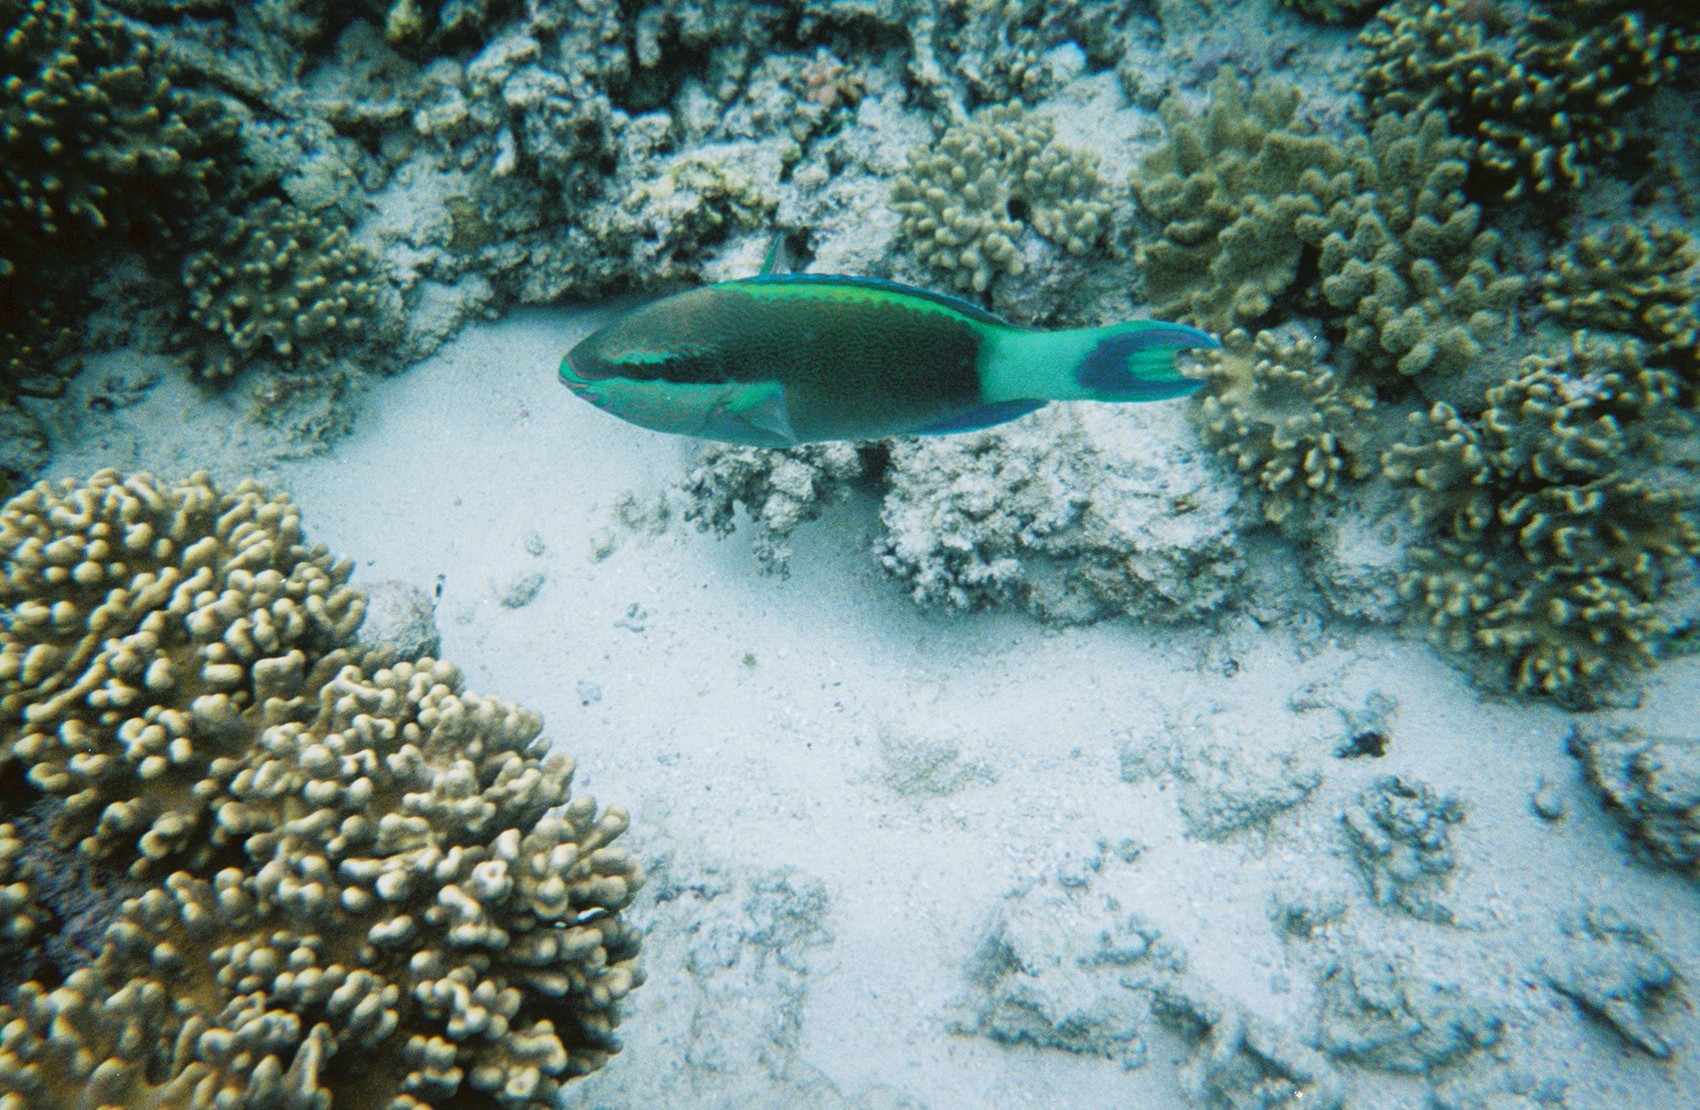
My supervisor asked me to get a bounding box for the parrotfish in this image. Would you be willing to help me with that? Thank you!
[559,274,1217,447]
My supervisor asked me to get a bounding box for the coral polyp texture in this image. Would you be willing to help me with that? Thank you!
[0,471,644,1108]
[1361,0,1699,200]
[1132,76,1349,333]
[891,103,1112,293]
[1541,222,1700,397]
[0,0,234,262]
[1304,109,1526,386]
[1385,354,1700,701]
[181,198,387,379]
[1192,327,1375,527]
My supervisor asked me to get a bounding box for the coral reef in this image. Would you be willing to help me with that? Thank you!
[1305,109,1526,387]
[180,197,389,380]
[1541,907,1680,1059]
[1541,222,1699,398]
[876,405,1242,623]
[1132,76,1350,333]
[1192,326,1376,527]
[891,104,1112,293]
[1280,0,1382,23]
[1569,724,1700,873]
[1385,350,1700,701]
[680,441,872,576]
[0,0,235,263]
[1341,776,1463,923]
[1361,0,1700,200]
[1315,950,1502,1072]
[0,471,644,1106]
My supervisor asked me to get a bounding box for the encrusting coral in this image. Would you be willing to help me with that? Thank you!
[0,470,645,1107]
[1193,327,1376,527]
[180,197,387,379]
[891,103,1112,293]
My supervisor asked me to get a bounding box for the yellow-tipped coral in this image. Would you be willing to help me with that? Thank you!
[0,471,644,1107]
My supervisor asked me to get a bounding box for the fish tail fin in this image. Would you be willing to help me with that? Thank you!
[1070,320,1217,401]
[983,319,1218,405]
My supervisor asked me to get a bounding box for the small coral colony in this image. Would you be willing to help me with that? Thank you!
[1,0,1697,1106]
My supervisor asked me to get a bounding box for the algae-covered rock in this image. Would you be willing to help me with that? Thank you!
[1152,977,1346,1110]
[1542,907,1681,1059]
[1118,716,1322,842]
[957,876,1178,1068]
[1316,949,1502,1073]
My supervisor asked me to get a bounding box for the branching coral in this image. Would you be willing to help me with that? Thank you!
[0,0,236,263]
[0,470,365,869]
[891,104,1112,293]
[1132,76,1351,333]
[1360,0,1698,200]
[1542,222,1699,397]
[0,470,645,1106]
[1385,351,1700,700]
[1302,110,1526,384]
[1193,327,1376,526]
[180,197,387,379]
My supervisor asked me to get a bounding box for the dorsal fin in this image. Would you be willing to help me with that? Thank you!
[758,235,789,276]
[733,273,1021,330]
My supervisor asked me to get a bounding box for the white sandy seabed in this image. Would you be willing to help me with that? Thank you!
[36,306,1700,1110]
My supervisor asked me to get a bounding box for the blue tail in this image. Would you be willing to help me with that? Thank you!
[1075,321,1217,400]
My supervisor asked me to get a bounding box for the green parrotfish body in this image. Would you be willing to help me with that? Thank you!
[560,274,1217,446]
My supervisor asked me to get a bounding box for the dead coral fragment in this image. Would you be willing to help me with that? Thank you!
[181,197,385,379]
[1134,76,1350,332]
[1542,907,1680,1059]
[892,104,1112,293]
[876,406,1241,624]
[680,441,871,576]
[1569,724,1700,874]
[1342,775,1463,923]
[1316,950,1502,1073]
[1193,327,1376,526]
